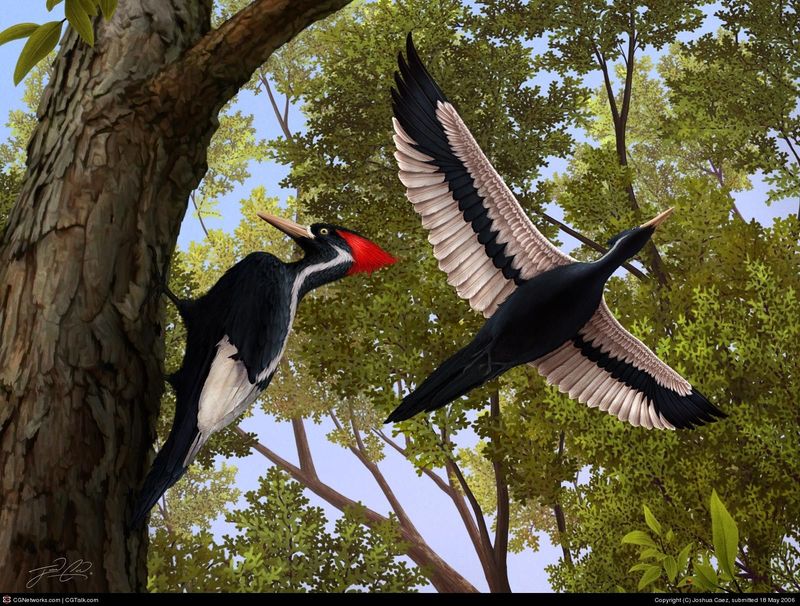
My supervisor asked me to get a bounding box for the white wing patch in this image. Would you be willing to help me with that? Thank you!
[531,341,674,430]
[393,102,574,319]
[183,336,262,466]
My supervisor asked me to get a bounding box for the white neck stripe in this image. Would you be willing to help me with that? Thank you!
[256,246,352,382]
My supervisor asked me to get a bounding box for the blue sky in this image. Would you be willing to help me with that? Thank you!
[1,1,795,594]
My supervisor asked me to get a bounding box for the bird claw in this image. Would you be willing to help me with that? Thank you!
[147,244,183,311]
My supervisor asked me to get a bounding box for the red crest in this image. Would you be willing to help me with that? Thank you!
[337,230,397,275]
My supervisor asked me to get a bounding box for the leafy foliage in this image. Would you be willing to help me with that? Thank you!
[622,491,798,592]
[0,0,117,85]
[147,468,425,592]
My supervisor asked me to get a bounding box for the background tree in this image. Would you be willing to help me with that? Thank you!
[146,462,425,592]
[252,0,798,592]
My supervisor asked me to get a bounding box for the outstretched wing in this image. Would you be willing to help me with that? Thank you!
[391,34,574,318]
[532,301,726,429]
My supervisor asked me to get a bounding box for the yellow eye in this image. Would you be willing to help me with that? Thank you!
[320,228,329,235]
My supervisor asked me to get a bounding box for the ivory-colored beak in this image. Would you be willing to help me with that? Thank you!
[257,212,312,239]
[641,207,674,229]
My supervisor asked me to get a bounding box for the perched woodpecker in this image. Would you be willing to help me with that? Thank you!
[132,213,395,527]
[386,34,725,429]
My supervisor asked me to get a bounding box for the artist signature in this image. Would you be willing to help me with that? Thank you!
[27,558,92,588]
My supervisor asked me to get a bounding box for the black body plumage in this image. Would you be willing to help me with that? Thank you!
[385,34,725,429]
[131,222,394,528]
[131,253,291,528]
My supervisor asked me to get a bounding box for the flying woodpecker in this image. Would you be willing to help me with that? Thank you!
[131,213,395,527]
[386,34,725,429]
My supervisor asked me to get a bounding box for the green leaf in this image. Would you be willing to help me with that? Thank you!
[643,505,662,536]
[710,490,739,579]
[13,21,62,85]
[77,0,98,17]
[629,562,653,572]
[638,565,661,590]
[663,555,678,582]
[694,559,719,590]
[665,529,674,544]
[46,0,64,10]
[65,0,94,46]
[622,530,657,548]
[676,543,693,573]
[98,0,117,19]
[640,547,667,561]
[0,23,39,47]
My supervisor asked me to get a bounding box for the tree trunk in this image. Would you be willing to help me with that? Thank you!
[0,0,350,592]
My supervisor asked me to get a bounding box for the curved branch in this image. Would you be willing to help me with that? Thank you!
[233,424,477,593]
[149,0,352,122]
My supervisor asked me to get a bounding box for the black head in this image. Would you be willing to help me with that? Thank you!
[605,208,674,262]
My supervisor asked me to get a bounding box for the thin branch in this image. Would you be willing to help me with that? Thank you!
[618,21,636,130]
[233,425,478,593]
[446,456,494,564]
[709,159,745,222]
[617,41,628,67]
[444,458,498,585]
[538,209,648,281]
[778,130,800,220]
[373,429,451,494]
[190,192,211,239]
[593,45,620,128]
[779,128,800,168]
[283,91,291,131]
[490,390,509,580]
[553,431,573,568]
[260,73,293,140]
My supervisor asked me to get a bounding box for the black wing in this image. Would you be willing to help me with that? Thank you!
[131,253,290,527]
[214,252,292,384]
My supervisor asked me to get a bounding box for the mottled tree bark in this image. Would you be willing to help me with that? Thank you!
[0,0,350,592]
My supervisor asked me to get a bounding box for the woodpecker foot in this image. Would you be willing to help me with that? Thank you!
[148,245,183,311]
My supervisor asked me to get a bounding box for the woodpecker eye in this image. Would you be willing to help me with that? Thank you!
[319,227,329,236]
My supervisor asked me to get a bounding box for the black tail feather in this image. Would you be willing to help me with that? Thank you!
[386,336,501,423]
[129,423,198,529]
